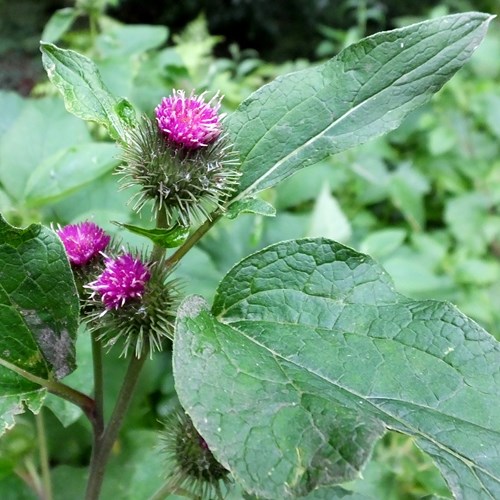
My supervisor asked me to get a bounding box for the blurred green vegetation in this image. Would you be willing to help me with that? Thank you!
[0,0,499,498]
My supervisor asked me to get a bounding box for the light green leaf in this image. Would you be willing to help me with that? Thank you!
[0,96,90,201]
[359,229,407,260]
[0,216,79,434]
[96,22,168,58]
[174,239,500,499]
[225,198,276,219]
[0,91,24,138]
[24,142,119,207]
[40,43,136,141]
[307,183,351,242]
[113,222,190,249]
[0,368,46,436]
[41,8,79,43]
[227,13,493,198]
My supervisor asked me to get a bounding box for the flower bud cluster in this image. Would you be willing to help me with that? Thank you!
[55,90,236,356]
[57,221,178,357]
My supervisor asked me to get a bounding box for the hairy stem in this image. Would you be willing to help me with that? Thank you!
[165,211,222,267]
[91,331,105,437]
[151,206,169,263]
[35,410,53,500]
[85,346,148,499]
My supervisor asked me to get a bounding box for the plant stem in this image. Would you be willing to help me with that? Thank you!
[35,410,53,500]
[0,358,97,427]
[85,350,148,500]
[21,457,44,498]
[165,211,222,267]
[91,331,105,437]
[151,206,169,263]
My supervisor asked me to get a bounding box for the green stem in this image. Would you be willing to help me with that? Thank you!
[165,211,223,267]
[35,410,53,500]
[91,331,105,437]
[0,358,97,426]
[22,457,44,498]
[85,350,148,500]
[151,206,169,263]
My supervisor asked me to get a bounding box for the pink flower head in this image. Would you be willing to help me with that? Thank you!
[155,90,224,149]
[88,254,151,310]
[57,221,110,266]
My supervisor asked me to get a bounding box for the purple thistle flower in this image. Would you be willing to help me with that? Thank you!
[57,221,110,266]
[155,90,224,149]
[88,254,151,310]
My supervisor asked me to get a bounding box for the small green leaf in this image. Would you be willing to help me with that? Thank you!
[24,142,119,207]
[0,368,46,436]
[174,239,500,499]
[225,198,276,219]
[307,183,351,242]
[113,222,190,248]
[227,13,493,198]
[41,8,79,43]
[40,42,137,141]
[0,216,79,433]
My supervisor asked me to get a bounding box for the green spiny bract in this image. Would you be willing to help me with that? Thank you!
[85,254,181,358]
[160,411,231,500]
[117,116,240,226]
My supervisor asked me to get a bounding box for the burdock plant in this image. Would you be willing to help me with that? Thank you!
[0,11,497,500]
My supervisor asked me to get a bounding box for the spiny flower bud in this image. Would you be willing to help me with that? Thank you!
[56,221,110,266]
[85,254,180,357]
[160,411,231,499]
[87,253,150,310]
[117,91,240,227]
[155,90,223,149]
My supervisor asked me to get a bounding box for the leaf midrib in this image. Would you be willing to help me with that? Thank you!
[234,19,469,199]
[216,319,500,488]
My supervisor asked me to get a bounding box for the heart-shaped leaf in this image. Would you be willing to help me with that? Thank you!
[174,239,500,498]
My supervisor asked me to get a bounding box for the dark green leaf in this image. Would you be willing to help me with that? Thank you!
[44,331,93,427]
[174,239,500,499]
[113,222,190,248]
[227,13,493,198]
[40,43,136,141]
[0,216,79,432]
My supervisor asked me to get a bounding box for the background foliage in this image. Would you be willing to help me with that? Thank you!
[0,0,499,498]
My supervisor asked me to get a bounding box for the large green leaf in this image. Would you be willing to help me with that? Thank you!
[40,43,136,141]
[174,239,500,499]
[0,96,91,201]
[0,216,79,433]
[227,12,493,200]
[24,142,119,208]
